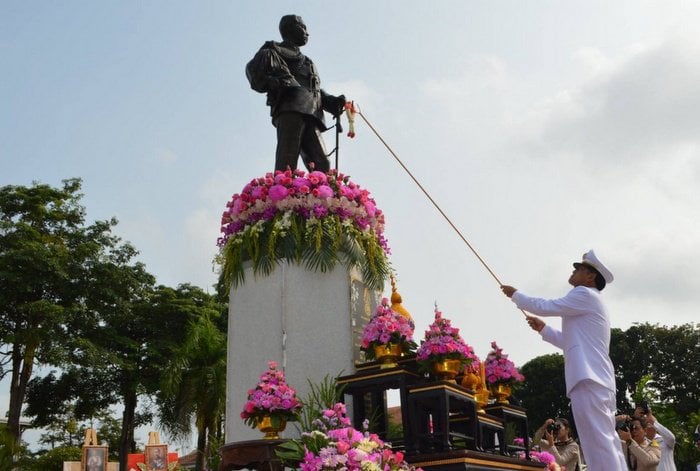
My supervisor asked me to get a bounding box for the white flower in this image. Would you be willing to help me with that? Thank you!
[356,438,380,453]
[361,461,382,471]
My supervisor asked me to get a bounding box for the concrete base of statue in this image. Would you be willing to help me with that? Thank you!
[225,261,380,442]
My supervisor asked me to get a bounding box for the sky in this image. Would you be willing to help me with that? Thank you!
[2,0,700,452]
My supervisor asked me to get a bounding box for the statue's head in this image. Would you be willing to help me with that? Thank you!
[279,15,308,47]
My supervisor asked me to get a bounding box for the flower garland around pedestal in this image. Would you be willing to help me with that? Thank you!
[217,169,390,291]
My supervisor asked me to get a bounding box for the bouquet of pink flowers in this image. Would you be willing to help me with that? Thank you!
[416,307,478,370]
[218,169,390,290]
[360,298,416,360]
[484,341,525,386]
[240,361,302,428]
[276,403,422,471]
[463,353,481,375]
[516,450,561,470]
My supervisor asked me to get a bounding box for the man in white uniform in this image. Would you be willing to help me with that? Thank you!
[501,250,627,471]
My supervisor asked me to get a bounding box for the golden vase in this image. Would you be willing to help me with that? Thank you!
[256,414,287,439]
[373,343,402,369]
[431,359,463,382]
[489,383,512,405]
[475,389,490,413]
[460,371,480,391]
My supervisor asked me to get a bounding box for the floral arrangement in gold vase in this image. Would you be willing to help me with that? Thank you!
[360,298,416,368]
[416,306,478,382]
[240,361,302,439]
[484,341,525,404]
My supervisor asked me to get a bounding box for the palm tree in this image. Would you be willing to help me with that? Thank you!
[159,309,227,471]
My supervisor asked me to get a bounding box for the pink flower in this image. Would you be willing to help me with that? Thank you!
[268,184,289,201]
[240,360,301,423]
[335,440,350,454]
[217,170,391,263]
[360,300,415,358]
[315,184,333,198]
[308,171,328,185]
[293,177,311,190]
[416,306,477,368]
[251,186,267,200]
[485,341,525,385]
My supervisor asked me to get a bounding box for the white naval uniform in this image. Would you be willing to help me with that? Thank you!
[512,286,627,471]
[652,421,677,471]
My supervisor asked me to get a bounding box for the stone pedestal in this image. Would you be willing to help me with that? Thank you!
[225,261,379,442]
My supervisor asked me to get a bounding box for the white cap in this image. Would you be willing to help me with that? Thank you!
[573,249,614,284]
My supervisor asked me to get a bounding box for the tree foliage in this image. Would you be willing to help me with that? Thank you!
[515,353,570,434]
[157,290,227,471]
[2,179,229,470]
[0,178,122,448]
[610,322,700,468]
[24,445,82,471]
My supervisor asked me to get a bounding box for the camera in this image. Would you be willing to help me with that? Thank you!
[615,419,630,432]
[547,422,562,434]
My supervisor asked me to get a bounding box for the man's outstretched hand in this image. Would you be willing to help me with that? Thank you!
[500,285,517,298]
[526,315,545,332]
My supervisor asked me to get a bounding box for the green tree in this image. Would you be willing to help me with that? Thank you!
[78,249,157,469]
[159,294,227,471]
[0,179,120,449]
[26,445,82,471]
[25,283,217,469]
[30,401,82,449]
[610,322,700,469]
[22,232,159,470]
[515,353,570,435]
[611,323,700,414]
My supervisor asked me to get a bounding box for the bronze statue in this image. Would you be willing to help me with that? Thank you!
[246,15,346,172]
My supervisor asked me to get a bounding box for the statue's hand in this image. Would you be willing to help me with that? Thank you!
[332,94,346,117]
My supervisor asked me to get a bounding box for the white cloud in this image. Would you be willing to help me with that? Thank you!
[420,54,510,122]
[572,47,614,78]
[517,35,700,166]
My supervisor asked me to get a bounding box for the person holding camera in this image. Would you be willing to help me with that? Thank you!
[633,405,676,471]
[533,418,582,471]
[617,416,660,470]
